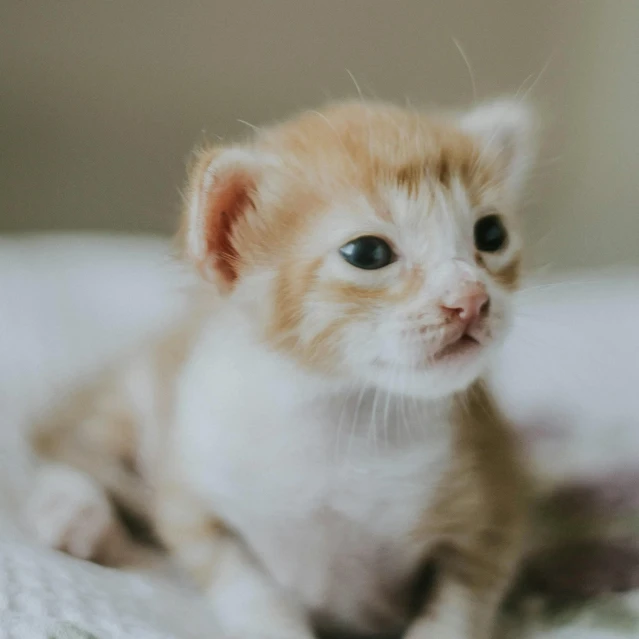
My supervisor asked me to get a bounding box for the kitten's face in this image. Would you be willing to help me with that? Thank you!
[185,101,534,398]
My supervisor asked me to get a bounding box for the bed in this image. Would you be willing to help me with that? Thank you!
[1,234,638,638]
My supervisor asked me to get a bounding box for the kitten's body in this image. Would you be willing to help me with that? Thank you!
[33,308,523,637]
[176,306,453,634]
[27,100,533,639]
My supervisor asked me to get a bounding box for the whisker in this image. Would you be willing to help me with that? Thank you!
[345,68,365,102]
[347,384,368,466]
[517,50,555,106]
[333,381,356,463]
[472,53,554,176]
[452,37,477,104]
[505,329,614,383]
[308,110,359,173]
[369,386,381,456]
[400,372,417,447]
[516,278,622,295]
[344,68,376,171]
[236,119,262,133]
[383,374,394,447]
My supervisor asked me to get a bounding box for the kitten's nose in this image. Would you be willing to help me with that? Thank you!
[440,284,490,324]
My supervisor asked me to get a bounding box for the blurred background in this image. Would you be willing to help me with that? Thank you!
[1,1,637,270]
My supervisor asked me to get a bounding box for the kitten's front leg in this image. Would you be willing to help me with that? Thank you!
[404,575,500,639]
[404,540,516,639]
[156,482,314,639]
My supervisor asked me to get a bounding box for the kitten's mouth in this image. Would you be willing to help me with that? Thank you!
[433,332,482,362]
[371,328,487,372]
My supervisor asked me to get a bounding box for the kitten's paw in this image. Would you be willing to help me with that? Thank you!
[25,464,128,564]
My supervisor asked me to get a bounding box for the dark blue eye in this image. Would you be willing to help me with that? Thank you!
[474,214,508,252]
[339,236,395,270]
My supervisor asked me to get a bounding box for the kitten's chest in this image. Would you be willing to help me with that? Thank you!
[251,444,449,632]
[183,391,454,633]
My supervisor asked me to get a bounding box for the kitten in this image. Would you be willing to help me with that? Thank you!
[26,99,535,639]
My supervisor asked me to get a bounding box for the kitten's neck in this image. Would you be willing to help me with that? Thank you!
[204,303,475,416]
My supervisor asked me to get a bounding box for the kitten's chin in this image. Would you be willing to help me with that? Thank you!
[365,344,492,399]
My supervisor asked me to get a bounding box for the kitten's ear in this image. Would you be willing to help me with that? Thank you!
[460,99,537,199]
[183,146,277,289]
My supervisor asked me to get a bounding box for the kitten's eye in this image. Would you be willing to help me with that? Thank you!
[474,214,508,253]
[339,236,395,270]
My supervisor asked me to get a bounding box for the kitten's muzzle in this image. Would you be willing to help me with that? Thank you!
[439,281,490,326]
[431,287,492,361]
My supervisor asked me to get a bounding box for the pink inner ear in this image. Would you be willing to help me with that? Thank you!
[203,172,254,284]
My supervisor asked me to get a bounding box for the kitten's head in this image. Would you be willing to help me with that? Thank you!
[183,99,536,398]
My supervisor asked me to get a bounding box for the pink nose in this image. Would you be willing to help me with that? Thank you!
[440,284,490,323]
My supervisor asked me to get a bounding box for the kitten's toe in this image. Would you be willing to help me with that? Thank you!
[25,464,129,564]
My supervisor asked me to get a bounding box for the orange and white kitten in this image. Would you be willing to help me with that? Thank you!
[27,99,535,639]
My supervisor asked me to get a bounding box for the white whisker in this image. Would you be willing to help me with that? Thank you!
[452,37,477,104]
[333,382,356,463]
[236,119,261,133]
[383,375,394,447]
[345,68,365,102]
[347,384,368,466]
[369,386,381,456]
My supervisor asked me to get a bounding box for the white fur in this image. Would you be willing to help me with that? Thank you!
[288,175,519,399]
[461,98,536,200]
[206,537,315,639]
[172,305,454,633]
[353,181,516,396]
[26,464,119,561]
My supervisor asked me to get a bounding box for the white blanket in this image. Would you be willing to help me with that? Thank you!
[0,235,220,638]
[1,233,638,639]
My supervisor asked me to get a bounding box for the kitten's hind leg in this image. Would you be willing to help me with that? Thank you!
[156,480,314,639]
[25,463,134,566]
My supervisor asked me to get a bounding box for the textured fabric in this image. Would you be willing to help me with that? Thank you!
[0,535,215,639]
[0,234,220,638]
[0,427,217,639]
[1,233,638,639]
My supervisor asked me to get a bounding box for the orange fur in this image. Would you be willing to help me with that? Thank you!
[493,256,522,290]
[181,101,525,377]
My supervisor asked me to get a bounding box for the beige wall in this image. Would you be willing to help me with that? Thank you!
[1,1,637,269]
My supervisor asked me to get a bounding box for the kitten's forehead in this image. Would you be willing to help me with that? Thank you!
[256,101,493,196]
[383,180,475,261]
[254,102,496,267]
